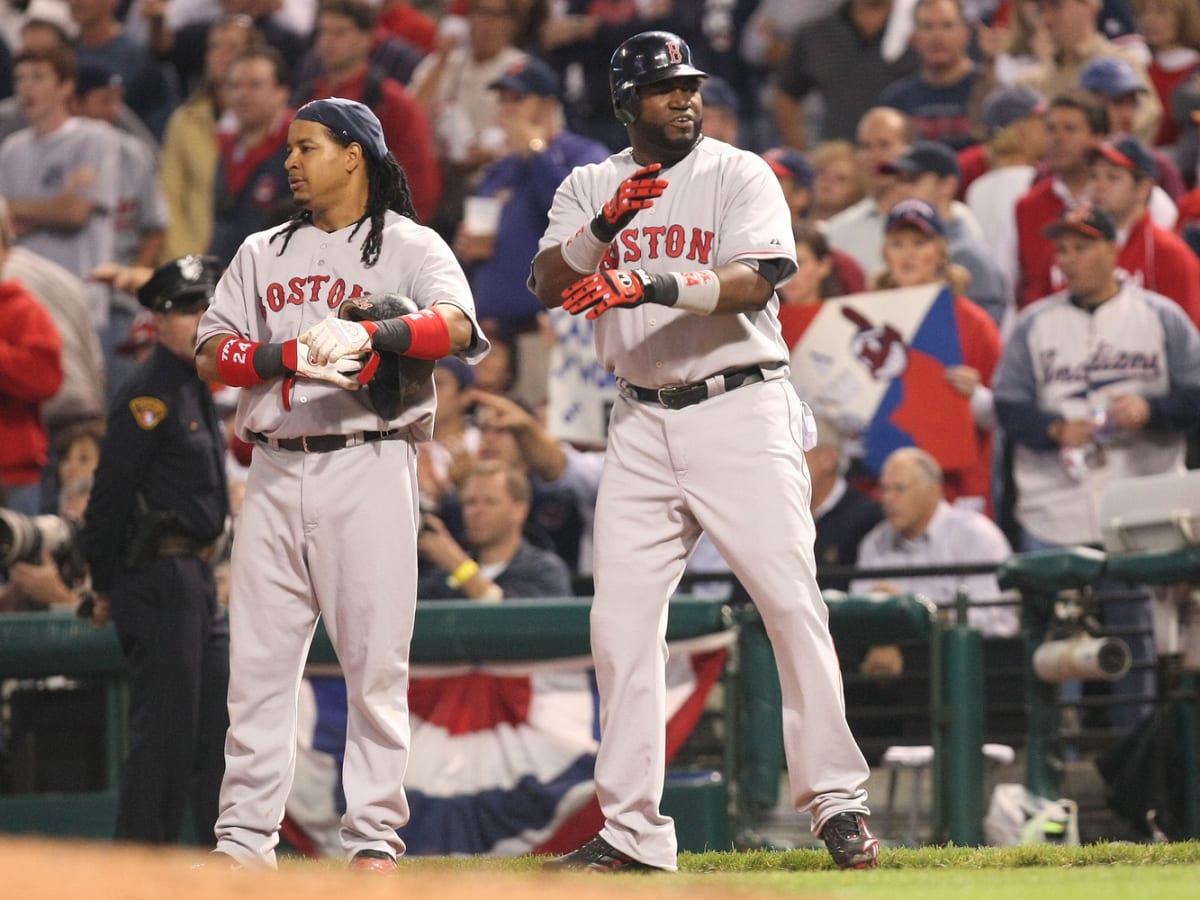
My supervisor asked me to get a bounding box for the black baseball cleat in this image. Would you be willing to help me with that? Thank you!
[542,835,665,873]
[349,848,398,873]
[820,812,880,870]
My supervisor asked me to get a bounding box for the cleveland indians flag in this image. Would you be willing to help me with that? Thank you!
[788,285,977,476]
[284,634,732,857]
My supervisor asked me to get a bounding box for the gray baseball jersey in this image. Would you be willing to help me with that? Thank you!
[539,139,797,385]
[199,209,489,441]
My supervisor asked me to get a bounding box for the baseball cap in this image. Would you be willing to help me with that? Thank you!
[1042,204,1117,242]
[488,57,561,99]
[137,255,225,313]
[981,85,1046,135]
[880,141,961,179]
[1090,135,1157,180]
[1079,57,1147,98]
[700,75,739,114]
[74,63,122,98]
[761,146,814,188]
[885,198,945,237]
[294,97,389,162]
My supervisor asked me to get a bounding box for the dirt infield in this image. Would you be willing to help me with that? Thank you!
[3,838,783,900]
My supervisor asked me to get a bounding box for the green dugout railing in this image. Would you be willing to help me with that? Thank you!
[1,593,984,847]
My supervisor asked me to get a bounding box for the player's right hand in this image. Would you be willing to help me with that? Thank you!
[291,341,378,390]
[592,164,668,242]
[299,315,373,365]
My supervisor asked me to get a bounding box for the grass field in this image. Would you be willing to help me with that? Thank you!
[7,838,1200,900]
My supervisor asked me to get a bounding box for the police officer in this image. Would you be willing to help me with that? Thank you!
[82,256,231,845]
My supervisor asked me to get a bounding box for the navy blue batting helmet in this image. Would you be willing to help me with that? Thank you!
[609,31,707,126]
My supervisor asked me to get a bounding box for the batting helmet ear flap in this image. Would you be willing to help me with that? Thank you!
[613,82,640,126]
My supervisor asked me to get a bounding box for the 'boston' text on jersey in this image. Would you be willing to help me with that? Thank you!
[601,225,715,269]
[258,276,368,316]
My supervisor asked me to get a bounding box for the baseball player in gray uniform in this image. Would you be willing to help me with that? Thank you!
[530,32,877,872]
[195,98,488,872]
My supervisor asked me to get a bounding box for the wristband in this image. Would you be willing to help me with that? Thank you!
[561,222,611,274]
[447,558,480,588]
[669,270,721,315]
[372,308,452,359]
[217,336,267,386]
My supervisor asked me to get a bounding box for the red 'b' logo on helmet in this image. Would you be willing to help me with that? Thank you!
[666,41,683,64]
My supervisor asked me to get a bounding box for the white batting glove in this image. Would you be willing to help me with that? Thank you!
[292,345,370,391]
[299,315,373,364]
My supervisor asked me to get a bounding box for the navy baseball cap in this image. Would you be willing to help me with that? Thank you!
[489,57,561,98]
[881,141,961,179]
[75,63,122,97]
[1080,57,1147,98]
[1090,135,1157,180]
[138,255,225,313]
[761,147,814,188]
[294,97,389,162]
[700,75,739,114]
[885,198,945,237]
[1043,204,1117,242]
[981,85,1046,134]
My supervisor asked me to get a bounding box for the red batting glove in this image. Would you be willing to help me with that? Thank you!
[562,268,670,320]
[592,164,668,241]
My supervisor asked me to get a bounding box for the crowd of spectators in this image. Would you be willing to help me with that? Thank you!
[2,0,1200,618]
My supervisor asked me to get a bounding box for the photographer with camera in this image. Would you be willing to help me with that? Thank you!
[0,475,94,614]
[81,256,231,845]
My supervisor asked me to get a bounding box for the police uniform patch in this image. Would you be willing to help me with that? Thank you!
[129,396,168,430]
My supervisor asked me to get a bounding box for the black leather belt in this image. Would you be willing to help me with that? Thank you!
[157,535,215,561]
[620,366,764,411]
[251,429,404,453]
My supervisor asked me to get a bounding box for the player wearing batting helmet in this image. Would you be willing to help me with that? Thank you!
[195,98,490,872]
[531,31,879,872]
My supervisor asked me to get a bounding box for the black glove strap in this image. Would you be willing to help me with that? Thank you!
[253,342,289,378]
[644,270,678,306]
[590,214,619,245]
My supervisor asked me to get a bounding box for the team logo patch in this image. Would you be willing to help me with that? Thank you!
[129,396,168,430]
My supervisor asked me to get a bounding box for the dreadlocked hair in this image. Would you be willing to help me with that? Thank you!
[271,134,419,267]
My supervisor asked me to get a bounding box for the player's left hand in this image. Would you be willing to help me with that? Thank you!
[562,268,668,319]
[299,315,373,365]
[293,346,377,390]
